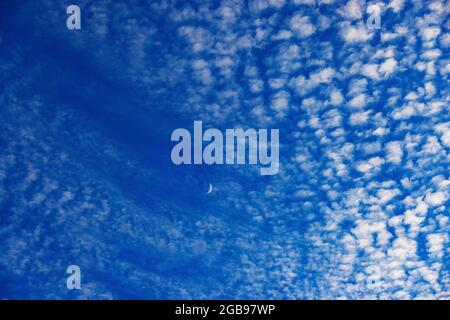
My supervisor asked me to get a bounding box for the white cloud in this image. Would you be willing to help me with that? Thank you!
[379,58,398,76]
[424,82,436,97]
[289,14,316,39]
[356,157,385,173]
[421,27,441,42]
[392,104,416,120]
[386,141,403,164]
[271,90,290,114]
[4,0,450,300]
[434,122,450,147]
[272,30,293,40]
[341,23,373,43]
[377,188,401,204]
[387,237,417,260]
[425,191,447,206]
[421,49,441,60]
[310,67,335,85]
[362,63,380,80]
[338,0,363,20]
[387,0,404,13]
[293,0,315,4]
[348,94,366,108]
[349,111,370,125]
[329,89,344,106]
[427,233,447,258]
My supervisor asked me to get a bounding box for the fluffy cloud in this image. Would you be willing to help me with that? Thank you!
[0,0,448,300]
[289,14,316,38]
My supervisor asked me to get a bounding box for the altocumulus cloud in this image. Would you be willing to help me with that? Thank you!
[0,0,448,299]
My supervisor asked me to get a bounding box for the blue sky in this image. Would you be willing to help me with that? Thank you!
[0,0,449,299]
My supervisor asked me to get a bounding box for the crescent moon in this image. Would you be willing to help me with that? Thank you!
[207,183,213,194]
